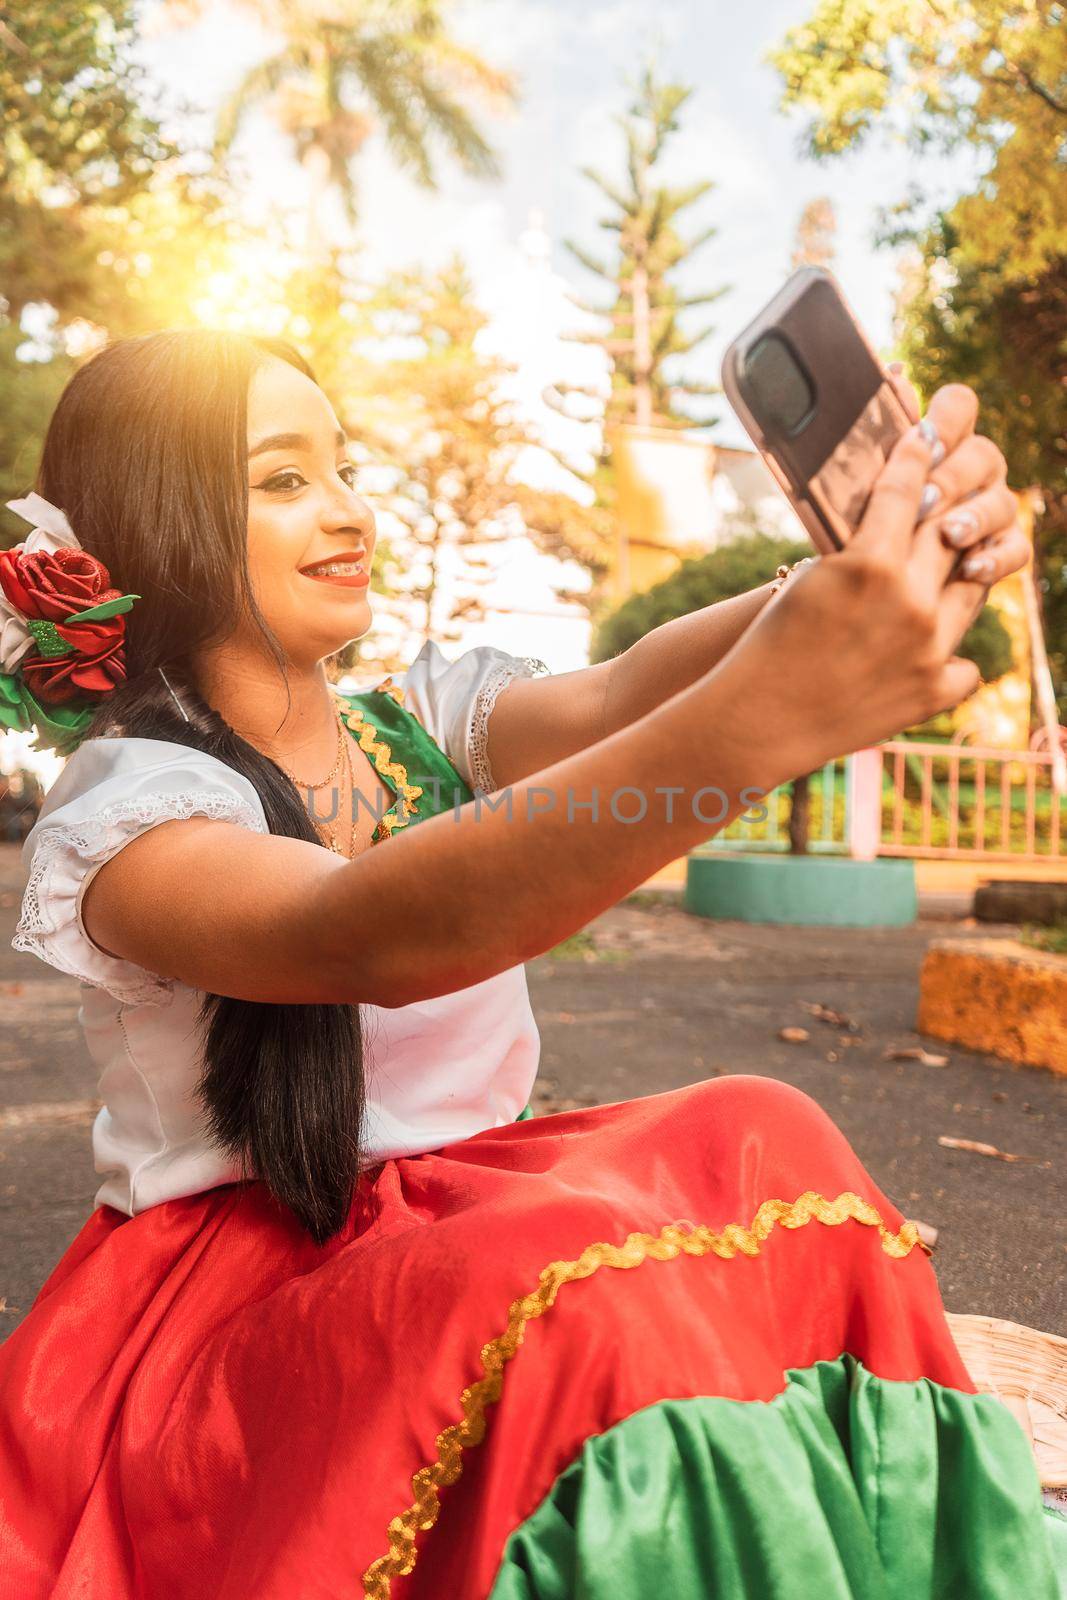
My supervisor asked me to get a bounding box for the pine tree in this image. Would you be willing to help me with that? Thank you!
[560,65,729,432]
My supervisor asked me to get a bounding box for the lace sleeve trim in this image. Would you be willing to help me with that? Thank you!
[468,656,550,795]
[12,788,268,1007]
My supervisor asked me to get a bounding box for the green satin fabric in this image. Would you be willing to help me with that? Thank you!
[489,1354,1065,1600]
[337,688,474,830]
[516,1104,535,1121]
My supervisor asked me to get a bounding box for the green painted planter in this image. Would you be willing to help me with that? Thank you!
[685,853,917,928]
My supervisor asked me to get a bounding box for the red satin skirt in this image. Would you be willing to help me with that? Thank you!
[0,1076,987,1598]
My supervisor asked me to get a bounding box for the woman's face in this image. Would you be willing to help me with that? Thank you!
[244,356,377,669]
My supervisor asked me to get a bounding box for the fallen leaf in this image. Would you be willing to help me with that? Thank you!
[884,1046,949,1066]
[937,1136,1034,1163]
[909,1220,939,1251]
[800,1001,860,1033]
[779,1027,809,1044]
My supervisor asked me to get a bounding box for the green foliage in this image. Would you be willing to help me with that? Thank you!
[0,2,172,201]
[590,527,1016,700]
[0,1,255,545]
[1020,922,1067,955]
[768,0,1067,278]
[0,171,281,545]
[769,2,1067,716]
[956,602,1015,687]
[0,2,176,318]
[882,788,1066,854]
[0,329,74,537]
[589,532,810,662]
[898,229,1067,713]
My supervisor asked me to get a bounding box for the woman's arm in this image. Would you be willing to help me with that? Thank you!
[81,658,777,1009]
[487,583,775,790]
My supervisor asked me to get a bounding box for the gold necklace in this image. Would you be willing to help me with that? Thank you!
[282,710,347,791]
[276,707,357,854]
[322,723,358,857]
[304,720,358,857]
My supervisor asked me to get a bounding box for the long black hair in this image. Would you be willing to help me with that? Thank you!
[37,329,364,1245]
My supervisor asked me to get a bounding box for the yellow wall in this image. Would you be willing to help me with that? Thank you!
[608,423,717,601]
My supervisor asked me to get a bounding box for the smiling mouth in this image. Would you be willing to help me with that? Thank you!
[301,565,371,590]
[299,552,368,578]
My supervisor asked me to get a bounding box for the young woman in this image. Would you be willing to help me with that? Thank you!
[0,329,1061,1599]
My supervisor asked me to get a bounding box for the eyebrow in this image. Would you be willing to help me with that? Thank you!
[248,428,348,459]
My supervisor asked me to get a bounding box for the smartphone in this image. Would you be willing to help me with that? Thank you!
[720,266,914,553]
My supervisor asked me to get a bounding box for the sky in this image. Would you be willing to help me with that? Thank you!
[138,0,978,452]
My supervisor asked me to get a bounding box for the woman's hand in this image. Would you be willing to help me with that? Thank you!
[708,384,1029,790]
[885,365,1026,588]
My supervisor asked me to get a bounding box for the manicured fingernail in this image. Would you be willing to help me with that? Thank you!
[888,360,904,374]
[917,482,942,521]
[941,510,980,547]
[962,552,995,581]
[917,417,946,467]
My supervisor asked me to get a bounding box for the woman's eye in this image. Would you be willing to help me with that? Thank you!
[262,471,306,493]
[257,465,357,493]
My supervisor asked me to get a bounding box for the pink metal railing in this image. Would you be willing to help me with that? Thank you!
[874,740,1066,863]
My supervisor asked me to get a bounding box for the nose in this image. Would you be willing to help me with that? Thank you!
[322,481,375,545]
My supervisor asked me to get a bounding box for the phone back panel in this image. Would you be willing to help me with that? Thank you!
[721,268,911,551]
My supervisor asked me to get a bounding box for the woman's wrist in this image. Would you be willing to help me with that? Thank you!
[685,657,801,800]
[768,556,818,597]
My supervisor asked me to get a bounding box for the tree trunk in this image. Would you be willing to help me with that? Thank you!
[303,143,332,266]
[789,772,813,855]
[631,259,653,429]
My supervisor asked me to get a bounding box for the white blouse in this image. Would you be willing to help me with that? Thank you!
[11,639,549,1217]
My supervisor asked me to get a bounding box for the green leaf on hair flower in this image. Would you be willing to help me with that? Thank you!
[0,671,31,728]
[0,672,93,755]
[66,594,141,624]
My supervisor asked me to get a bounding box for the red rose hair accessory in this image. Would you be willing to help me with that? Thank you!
[1,493,140,756]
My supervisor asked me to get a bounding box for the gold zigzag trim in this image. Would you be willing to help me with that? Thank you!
[342,708,423,838]
[374,677,406,707]
[360,1190,921,1597]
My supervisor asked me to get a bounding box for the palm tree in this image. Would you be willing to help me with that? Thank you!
[210,0,515,256]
